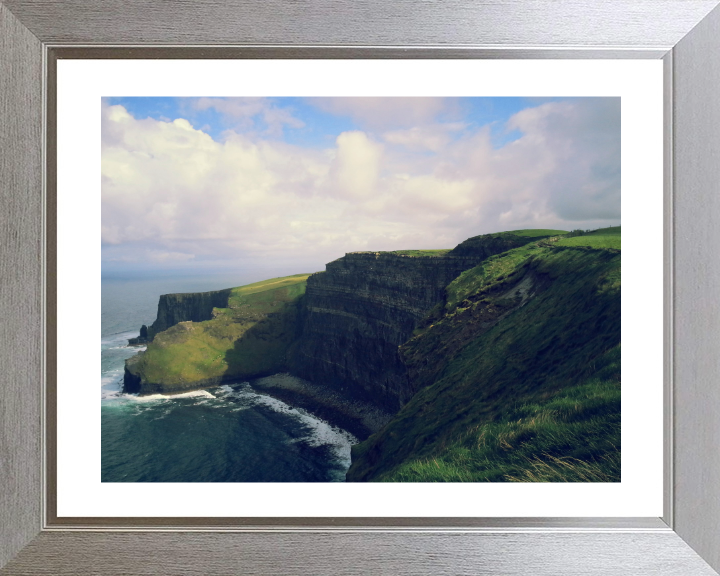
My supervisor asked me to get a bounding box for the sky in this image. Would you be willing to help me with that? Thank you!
[101,96,620,276]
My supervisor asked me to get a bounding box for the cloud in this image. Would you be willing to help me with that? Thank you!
[146,250,196,262]
[330,131,383,199]
[102,98,620,270]
[504,98,621,221]
[383,123,466,152]
[195,97,304,137]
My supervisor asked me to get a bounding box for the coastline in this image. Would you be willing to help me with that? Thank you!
[248,373,393,441]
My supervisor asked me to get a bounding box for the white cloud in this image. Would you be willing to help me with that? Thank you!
[383,123,466,152]
[195,97,304,137]
[330,131,383,199]
[102,99,620,271]
[504,98,621,222]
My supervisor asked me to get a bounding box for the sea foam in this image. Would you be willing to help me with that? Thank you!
[127,389,217,403]
[225,384,358,475]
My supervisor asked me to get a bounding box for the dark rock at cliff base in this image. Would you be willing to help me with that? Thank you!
[122,355,143,393]
[127,324,149,346]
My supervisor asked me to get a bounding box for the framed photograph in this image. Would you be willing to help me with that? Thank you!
[2,1,720,574]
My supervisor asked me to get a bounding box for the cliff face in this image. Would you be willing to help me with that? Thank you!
[289,252,492,410]
[146,288,232,340]
[124,231,559,407]
[288,232,566,411]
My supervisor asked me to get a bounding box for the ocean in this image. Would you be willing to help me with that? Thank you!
[101,272,357,482]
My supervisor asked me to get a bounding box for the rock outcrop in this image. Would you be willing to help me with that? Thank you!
[128,324,148,345]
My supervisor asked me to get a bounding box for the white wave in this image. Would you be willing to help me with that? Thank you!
[125,394,170,404]
[239,387,358,472]
[100,330,140,347]
[100,368,126,399]
[174,390,216,399]
[101,372,123,386]
[104,345,141,351]
[219,385,234,394]
[126,389,216,403]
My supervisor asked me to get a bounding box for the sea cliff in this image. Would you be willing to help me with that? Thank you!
[288,251,490,410]
[120,227,622,482]
[122,275,309,395]
[146,288,233,340]
[123,231,560,405]
[347,230,622,482]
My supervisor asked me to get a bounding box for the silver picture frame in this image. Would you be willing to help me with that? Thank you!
[2,1,720,573]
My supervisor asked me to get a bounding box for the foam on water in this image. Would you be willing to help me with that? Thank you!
[101,330,145,399]
[220,383,358,476]
[126,389,216,403]
[101,330,139,348]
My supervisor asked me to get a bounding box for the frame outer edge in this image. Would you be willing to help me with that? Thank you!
[1,0,719,47]
[672,3,720,573]
[1,0,719,574]
[663,49,675,530]
[1,532,719,576]
[0,1,44,570]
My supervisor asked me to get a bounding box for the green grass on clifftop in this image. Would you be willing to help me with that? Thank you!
[129,274,310,390]
[555,226,621,250]
[347,228,621,482]
[506,229,568,237]
[390,249,451,257]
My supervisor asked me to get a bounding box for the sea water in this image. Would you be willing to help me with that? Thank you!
[101,272,357,482]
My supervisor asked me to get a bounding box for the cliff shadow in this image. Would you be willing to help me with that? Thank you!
[220,297,305,383]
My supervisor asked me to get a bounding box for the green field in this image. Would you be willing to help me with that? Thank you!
[348,231,621,482]
[129,274,310,389]
[507,229,568,237]
[390,249,452,257]
[555,226,621,250]
[587,226,621,235]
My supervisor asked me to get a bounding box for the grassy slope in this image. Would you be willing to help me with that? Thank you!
[555,226,621,250]
[347,232,621,482]
[130,274,310,387]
